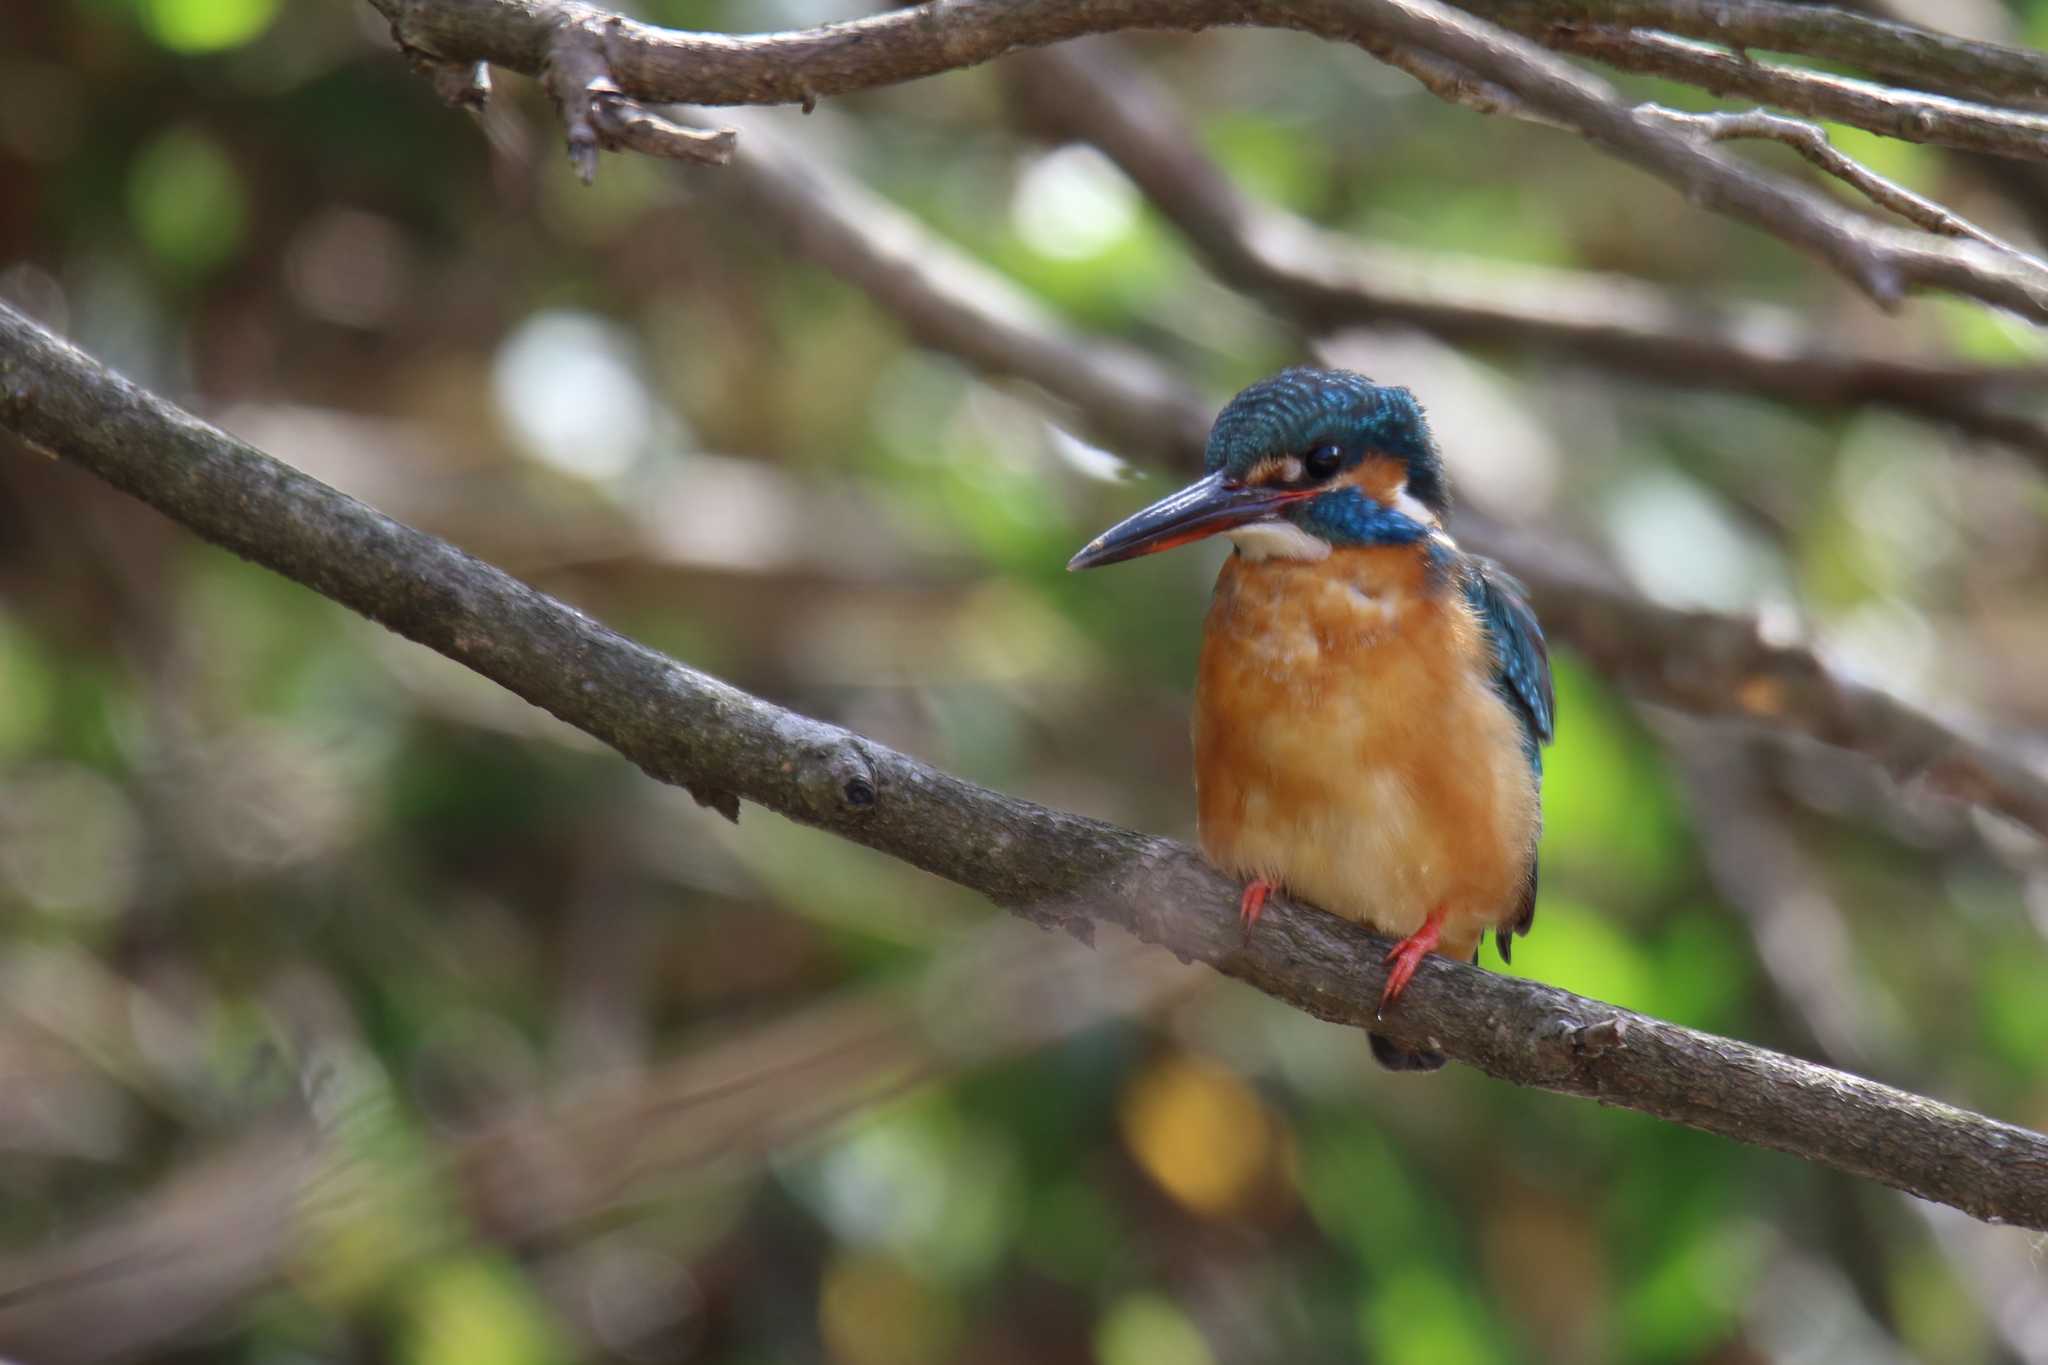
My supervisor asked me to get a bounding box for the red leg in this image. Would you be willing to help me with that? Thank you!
[1378,906,1448,1018]
[1237,878,1274,939]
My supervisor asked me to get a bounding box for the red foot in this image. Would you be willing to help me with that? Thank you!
[1378,906,1447,1019]
[1237,879,1275,939]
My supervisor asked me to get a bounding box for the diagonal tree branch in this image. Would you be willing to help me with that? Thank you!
[697,109,2048,843]
[367,0,2048,321]
[6,302,2048,1231]
[1002,41,2048,465]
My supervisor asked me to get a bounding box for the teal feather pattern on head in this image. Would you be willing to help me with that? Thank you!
[1204,367,1449,516]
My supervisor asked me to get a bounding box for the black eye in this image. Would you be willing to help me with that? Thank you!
[1304,444,1343,480]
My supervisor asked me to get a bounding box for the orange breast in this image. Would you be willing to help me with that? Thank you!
[1192,544,1539,959]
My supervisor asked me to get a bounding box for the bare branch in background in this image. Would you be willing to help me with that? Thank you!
[1474,517,2048,844]
[367,0,2048,320]
[697,110,2048,843]
[694,110,1211,471]
[1002,41,2048,463]
[18,0,2048,1353]
[1668,724,2048,1365]
[0,924,1198,1363]
[1531,27,2048,162]
[1647,105,2031,256]
[1313,0,2048,313]
[0,1128,309,1365]
[5,301,2048,1229]
[1670,728,1906,1072]
[1450,0,2048,107]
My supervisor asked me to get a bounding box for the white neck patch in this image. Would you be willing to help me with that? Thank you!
[1227,521,1330,562]
[1393,481,1440,529]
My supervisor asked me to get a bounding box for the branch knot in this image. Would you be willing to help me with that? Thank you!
[792,738,879,821]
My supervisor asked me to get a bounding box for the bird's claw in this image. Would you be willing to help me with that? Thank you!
[1237,878,1274,941]
[1377,906,1447,1019]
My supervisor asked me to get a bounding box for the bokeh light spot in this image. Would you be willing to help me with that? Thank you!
[818,1253,959,1365]
[1604,468,1782,613]
[799,1103,1021,1282]
[1096,1294,1215,1365]
[1119,1052,1271,1217]
[491,311,653,481]
[0,764,142,921]
[1360,1268,1499,1365]
[1499,897,1654,1010]
[128,127,247,274]
[140,0,280,53]
[0,612,55,759]
[1537,655,1686,892]
[400,1257,571,1365]
[287,207,413,329]
[1012,144,1139,260]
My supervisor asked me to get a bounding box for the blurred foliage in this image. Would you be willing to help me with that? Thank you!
[5,0,2048,1362]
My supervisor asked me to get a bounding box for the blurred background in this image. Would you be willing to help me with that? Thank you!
[6,0,2048,1361]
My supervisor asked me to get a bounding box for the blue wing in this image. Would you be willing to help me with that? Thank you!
[1462,555,1554,770]
[1462,555,1554,961]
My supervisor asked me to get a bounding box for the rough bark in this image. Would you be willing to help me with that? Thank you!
[6,301,2046,1230]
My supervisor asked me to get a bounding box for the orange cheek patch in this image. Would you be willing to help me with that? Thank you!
[1339,455,1408,504]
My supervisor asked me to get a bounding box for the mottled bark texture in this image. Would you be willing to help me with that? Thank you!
[5,302,2047,1229]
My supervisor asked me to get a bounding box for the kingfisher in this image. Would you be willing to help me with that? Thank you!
[1068,367,1554,1070]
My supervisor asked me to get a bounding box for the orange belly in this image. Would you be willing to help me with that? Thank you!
[1193,545,1539,961]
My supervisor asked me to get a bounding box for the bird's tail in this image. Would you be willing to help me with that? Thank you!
[1369,1032,1446,1072]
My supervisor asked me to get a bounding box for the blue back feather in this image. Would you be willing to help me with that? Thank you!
[1462,556,1555,771]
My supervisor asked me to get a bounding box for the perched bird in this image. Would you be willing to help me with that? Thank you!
[1068,368,1554,1070]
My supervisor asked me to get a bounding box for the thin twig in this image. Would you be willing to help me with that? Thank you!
[426,56,492,108]
[1537,26,2048,162]
[1449,0,2048,108]
[6,301,2048,1229]
[1003,41,2048,464]
[364,0,2048,321]
[588,87,736,167]
[1307,0,2048,315]
[540,9,735,179]
[1648,104,2033,258]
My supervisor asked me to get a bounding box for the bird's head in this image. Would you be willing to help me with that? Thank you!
[1068,367,1447,570]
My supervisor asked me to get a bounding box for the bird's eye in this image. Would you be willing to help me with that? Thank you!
[1304,444,1343,480]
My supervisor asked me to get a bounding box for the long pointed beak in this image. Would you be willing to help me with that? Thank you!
[1067,471,1314,571]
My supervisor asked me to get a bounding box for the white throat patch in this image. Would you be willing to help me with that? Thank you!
[1227,521,1330,562]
